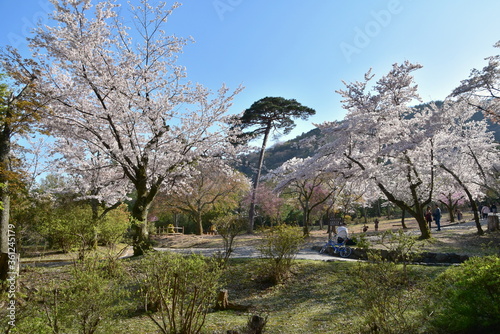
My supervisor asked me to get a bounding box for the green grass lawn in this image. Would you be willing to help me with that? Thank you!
[15,257,447,334]
[10,218,500,334]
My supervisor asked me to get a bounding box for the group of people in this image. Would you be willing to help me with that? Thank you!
[424,205,442,231]
[480,204,498,219]
[333,202,498,244]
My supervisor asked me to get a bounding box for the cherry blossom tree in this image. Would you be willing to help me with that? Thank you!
[317,62,437,239]
[452,40,500,123]
[23,0,241,255]
[270,157,346,235]
[434,170,469,223]
[52,139,132,222]
[432,99,498,234]
[437,190,466,223]
[335,178,369,221]
[164,161,250,235]
[250,183,286,227]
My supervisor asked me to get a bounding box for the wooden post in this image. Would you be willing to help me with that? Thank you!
[216,289,229,310]
[215,289,250,311]
[328,218,343,240]
[487,213,499,232]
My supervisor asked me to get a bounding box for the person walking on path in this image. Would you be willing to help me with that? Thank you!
[433,205,442,231]
[481,205,490,220]
[425,206,433,229]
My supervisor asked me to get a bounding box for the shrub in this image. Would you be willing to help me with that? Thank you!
[258,224,304,284]
[349,258,429,334]
[212,214,247,266]
[378,230,422,278]
[38,204,94,253]
[349,231,429,334]
[97,204,130,246]
[30,257,128,334]
[136,252,223,334]
[352,232,370,249]
[428,255,500,333]
[37,203,130,257]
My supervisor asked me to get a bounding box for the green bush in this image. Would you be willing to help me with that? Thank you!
[38,204,94,252]
[349,258,429,334]
[428,255,500,333]
[37,203,130,257]
[19,257,128,334]
[212,214,246,266]
[349,231,429,334]
[258,224,304,284]
[97,204,130,246]
[136,252,223,334]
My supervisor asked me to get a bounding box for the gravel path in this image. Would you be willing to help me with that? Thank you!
[23,218,493,267]
[154,244,359,262]
[154,219,490,261]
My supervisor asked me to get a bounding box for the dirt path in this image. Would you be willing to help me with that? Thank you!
[152,218,496,261]
[22,217,497,267]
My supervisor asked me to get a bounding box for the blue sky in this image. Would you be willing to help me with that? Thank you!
[1,0,500,143]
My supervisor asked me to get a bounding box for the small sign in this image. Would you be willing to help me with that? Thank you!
[328,218,343,226]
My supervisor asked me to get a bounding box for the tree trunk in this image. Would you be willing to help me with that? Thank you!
[415,215,430,238]
[248,124,271,233]
[196,210,203,236]
[377,198,382,218]
[216,289,229,310]
[376,183,431,239]
[302,203,310,236]
[487,214,499,232]
[131,191,152,256]
[470,200,484,235]
[0,191,13,281]
[440,164,483,235]
[0,123,18,281]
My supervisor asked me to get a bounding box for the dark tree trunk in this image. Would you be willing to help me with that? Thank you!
[131,199,151,256]
[0,123,17,281]
[248,124,271,233]
[195,210,203,236]
[131,171,158,256]
[440,164,484,235]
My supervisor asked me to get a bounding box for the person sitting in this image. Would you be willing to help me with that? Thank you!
[336,222,356,245]
[336,222,348,243]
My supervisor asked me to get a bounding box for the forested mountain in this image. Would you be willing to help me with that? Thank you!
[237,127,322,178]
[238,104,500,180]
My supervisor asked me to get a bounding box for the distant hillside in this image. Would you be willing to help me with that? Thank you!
[473,112,500,142]
[413,101,500,142]
[237,128,322,178]
[238,107,500,179]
